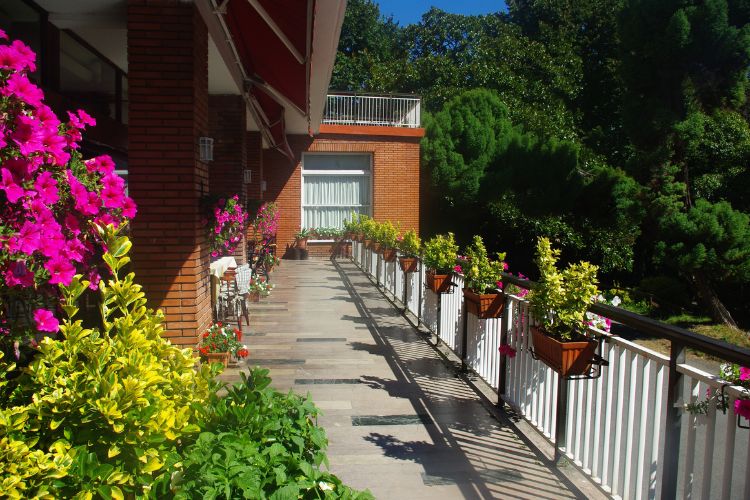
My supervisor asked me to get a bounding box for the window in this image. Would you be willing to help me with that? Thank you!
[302,154,371,231]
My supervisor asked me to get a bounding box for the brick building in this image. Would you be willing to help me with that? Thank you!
[2,0,423,345]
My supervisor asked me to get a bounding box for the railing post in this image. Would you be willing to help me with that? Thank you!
[555,375,569,464]
[435,290,441,347]
[402,265,408,313]
[417,262,423,327]
[661,341,686,500]
[461,297,469,372]
[498,295,509,401]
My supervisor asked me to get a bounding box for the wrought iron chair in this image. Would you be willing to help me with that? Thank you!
[234,263,251,327]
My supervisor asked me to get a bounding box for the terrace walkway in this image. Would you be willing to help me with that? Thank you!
[228,258,599,499]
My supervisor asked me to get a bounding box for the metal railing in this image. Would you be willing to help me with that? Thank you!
[323,93,421,128]
[349,241,750,500]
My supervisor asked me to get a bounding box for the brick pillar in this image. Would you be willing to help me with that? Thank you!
[246,132,263,201]
[127,0,211,345]
[209,95,247,263]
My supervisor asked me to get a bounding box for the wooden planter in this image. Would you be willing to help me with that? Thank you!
[426,269,452,293]
[382,248,397,262]
[249,291,260,302]
[530,326,597,377]
[399,257,418,273]
[200,351,230,368]
[463,289,506,319]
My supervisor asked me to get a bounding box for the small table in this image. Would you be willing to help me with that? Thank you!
[209,257,237,318]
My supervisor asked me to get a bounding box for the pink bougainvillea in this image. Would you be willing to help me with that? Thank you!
[206,195,248,258]
[0,34,136,353]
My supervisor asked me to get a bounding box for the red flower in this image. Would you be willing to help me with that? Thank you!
[237,348,249,358]
[499,344,517,358]
[234,328,242,341]
[202,332,209,338]
[199,347,208,355]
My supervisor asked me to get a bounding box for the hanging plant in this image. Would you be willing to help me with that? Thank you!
[205,195,248,259]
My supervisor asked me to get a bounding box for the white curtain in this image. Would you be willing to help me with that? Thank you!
[302,174,370,229]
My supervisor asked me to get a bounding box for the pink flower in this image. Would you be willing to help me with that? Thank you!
[4,261,34,287]
[85,155,114,175]
[33,309,59,333]
[499,344,517,358]
[0,29,7,40]
[40,128,69,165]
[502,262,509,270]
[2,72,43,107]
[45,256,75,286]
[34,171,58,204]
[121,197,137,218]
[0,40,35,72]
[496,280,504,290]
[8,221,42,254]
[740,367,750,382]
[0,167,25,203]
[735,399,750,420]
[454,265,462,273]
[88,270,101,290]
[11,114,43,156]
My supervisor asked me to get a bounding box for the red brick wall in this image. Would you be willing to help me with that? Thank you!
[127,0,211,345]
[209,95,247,263]
[246,132,263,201]
[263,132,422,255]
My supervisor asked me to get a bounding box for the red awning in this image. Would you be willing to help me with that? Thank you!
[223,0,312,161]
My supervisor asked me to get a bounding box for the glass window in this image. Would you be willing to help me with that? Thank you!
[302,154,371,231]
[0,0,42,82]
[60,31,117,120]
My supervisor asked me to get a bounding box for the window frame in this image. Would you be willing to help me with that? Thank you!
[300,152,373,242]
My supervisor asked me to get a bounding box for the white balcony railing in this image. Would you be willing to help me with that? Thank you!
[323,93,421,128]
[350,241,750,500]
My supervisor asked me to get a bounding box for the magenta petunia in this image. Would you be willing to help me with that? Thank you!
[0,29,7,40]
[85,155,115,175]
[44,256,75,286]
[87,270,101,290]
[40,128,70,166]
[0,167,25,203]
[735,399,750,420]
[8,221,42,254]
[4,261,34,288]
[101,185,124,209]
[33,309,59,333]
[11,114,43,156]
[2,72,43,107]
[34,171,58,204]
[121,196,137,218]
[740,366,750,382]
[0,40,34,72]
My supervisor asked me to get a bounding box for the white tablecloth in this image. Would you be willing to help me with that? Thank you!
[209,256,237,307]
[209,256,237,278]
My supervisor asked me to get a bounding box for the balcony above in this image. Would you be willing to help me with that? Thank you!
[323,92,421,128]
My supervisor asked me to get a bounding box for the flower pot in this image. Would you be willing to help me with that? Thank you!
[200,351,230,368]
[383,248,397,262]
[296,238,308,250]
[530,326,597,377]
[426,269,452,293]
[365,239,374,249]
[249,291,260,302]
[463,288,506,319]
[399,256,418,273]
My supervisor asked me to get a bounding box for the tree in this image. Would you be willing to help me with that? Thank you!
[620,0,750,326]
[329,0,402,91]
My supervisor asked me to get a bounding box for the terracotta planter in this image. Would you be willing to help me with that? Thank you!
[399,257,418,273]
[364,239,374,249]
[530,326,597,377]
[373,243,383,254]
[295,238,308,250]
[463,288,506,319]
[200,351,230,368]
[382,248,397,262]
[426,269,452,293]
[249,291,260,302]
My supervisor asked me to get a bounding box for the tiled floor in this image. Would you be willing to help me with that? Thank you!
[222,258,592,499]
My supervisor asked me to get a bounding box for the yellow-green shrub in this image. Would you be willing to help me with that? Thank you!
[0,225,216,498]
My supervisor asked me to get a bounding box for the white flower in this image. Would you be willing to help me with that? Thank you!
[611,295,622,307]
[596,294,605,302]
[319,481,334,492]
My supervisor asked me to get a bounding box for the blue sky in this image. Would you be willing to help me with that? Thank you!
[374,1,508,26]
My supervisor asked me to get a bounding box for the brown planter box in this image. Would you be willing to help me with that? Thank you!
[200,351,230,368]
[248,291,260,302]
[426,269,452,293]
[295,238,308,250]
[463,288,506,319]
[399,257,418,273]
[373,243,383,254]
[383,248,397,262]
[365,239,374,249]
[530,326,597,377]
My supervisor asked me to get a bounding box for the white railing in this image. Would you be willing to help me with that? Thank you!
[323,93,421,128]
[349,241,750,500]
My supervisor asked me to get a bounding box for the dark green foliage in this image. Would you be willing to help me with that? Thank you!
[655,199,750,282]
[165,369,373,500]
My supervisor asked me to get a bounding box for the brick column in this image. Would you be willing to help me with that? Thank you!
[127,0,211,345]
[209,95,247,263]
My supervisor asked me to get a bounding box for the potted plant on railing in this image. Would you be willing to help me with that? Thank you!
[370,221,386,253]
[294,227,311,250]
[197,322,250,367]
[462,236,507,319]
[205,194,249,260]
[423,233,459,293]
[361,216,377,248]
[527,237,600,377]
[379,221,400,262]
[398,229,421,273]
